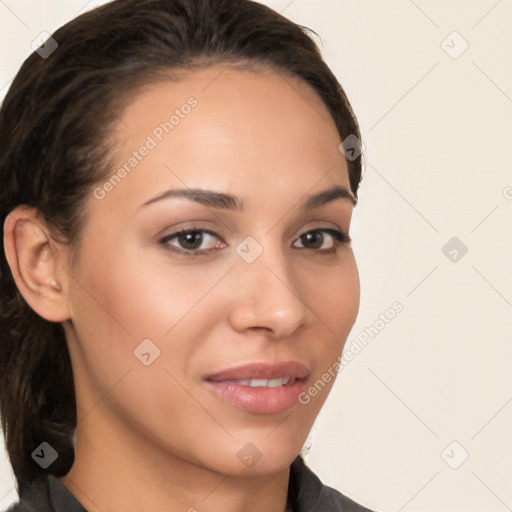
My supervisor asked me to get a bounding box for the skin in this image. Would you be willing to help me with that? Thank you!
[4,64,360,512]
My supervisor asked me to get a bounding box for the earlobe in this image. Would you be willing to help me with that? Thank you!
[3,206,71,322]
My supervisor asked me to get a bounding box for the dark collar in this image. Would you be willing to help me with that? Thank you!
[287,455,375,511]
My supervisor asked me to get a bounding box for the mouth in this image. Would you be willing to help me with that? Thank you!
[216,376,296,388]
[203,361,309,414]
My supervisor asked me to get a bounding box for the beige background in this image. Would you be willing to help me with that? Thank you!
[1,1,511,511]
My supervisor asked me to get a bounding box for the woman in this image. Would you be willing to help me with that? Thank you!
[0,0,373,510]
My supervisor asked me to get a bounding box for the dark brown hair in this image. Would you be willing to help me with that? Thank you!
[0,0,362,491]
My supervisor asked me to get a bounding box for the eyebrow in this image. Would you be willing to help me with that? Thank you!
[139,184,356,211]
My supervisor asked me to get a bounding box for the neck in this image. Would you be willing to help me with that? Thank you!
[58,421,292,512]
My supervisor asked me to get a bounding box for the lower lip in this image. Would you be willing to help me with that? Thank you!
[204,379,308,414]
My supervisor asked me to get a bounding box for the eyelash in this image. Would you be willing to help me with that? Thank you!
[158,227,351,258]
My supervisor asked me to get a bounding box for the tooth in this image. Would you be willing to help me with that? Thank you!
[248,379,269,387]
[266,378,285,388]
[224,377,293,387]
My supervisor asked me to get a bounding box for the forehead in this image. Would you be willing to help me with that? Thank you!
[115,64,342,158]
[94,65,350,215]
[120,63,335,126]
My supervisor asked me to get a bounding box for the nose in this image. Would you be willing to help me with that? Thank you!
[227,241,310,340]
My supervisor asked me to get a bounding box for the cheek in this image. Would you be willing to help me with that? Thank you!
[292,265,359,419]
[303,252,360,337]
[70,241,222,337]
[336,253,360,330]
[66,239,235,391]
[301,253,360,386]
[65,242,225,424]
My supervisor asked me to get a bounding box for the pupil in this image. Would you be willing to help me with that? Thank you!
[180,231,202,249]
[303,231,323,249]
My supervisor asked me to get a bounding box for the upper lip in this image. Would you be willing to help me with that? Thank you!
[205,361,310,382]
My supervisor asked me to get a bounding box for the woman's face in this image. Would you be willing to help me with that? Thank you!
[62,64,360,476]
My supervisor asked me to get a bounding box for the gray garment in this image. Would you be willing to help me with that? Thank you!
[4,456,375,512]
[287,456,375,511]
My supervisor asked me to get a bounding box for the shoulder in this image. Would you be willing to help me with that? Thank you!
[288,455,376,512]
[2,498,32,511]
[1,475,50,512]
[1,474,86,512]
[3,505,22,512]
[3,504,33,512]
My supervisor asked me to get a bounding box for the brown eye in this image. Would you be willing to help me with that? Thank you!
[298,231,325,249]
[175,231,204,250]
[160,229,226,256]
[293,229,350,252]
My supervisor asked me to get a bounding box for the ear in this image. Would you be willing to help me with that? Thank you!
[3,205,71,322]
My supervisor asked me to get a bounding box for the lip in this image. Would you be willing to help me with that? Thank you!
[205,361,310,382]
[204,361,310,414]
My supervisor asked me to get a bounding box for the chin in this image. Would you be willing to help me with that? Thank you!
[202,432,307,477]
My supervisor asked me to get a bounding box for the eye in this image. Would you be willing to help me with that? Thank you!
[292,229,351,253]
[159,227,351,258]
[159,229,226,256]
